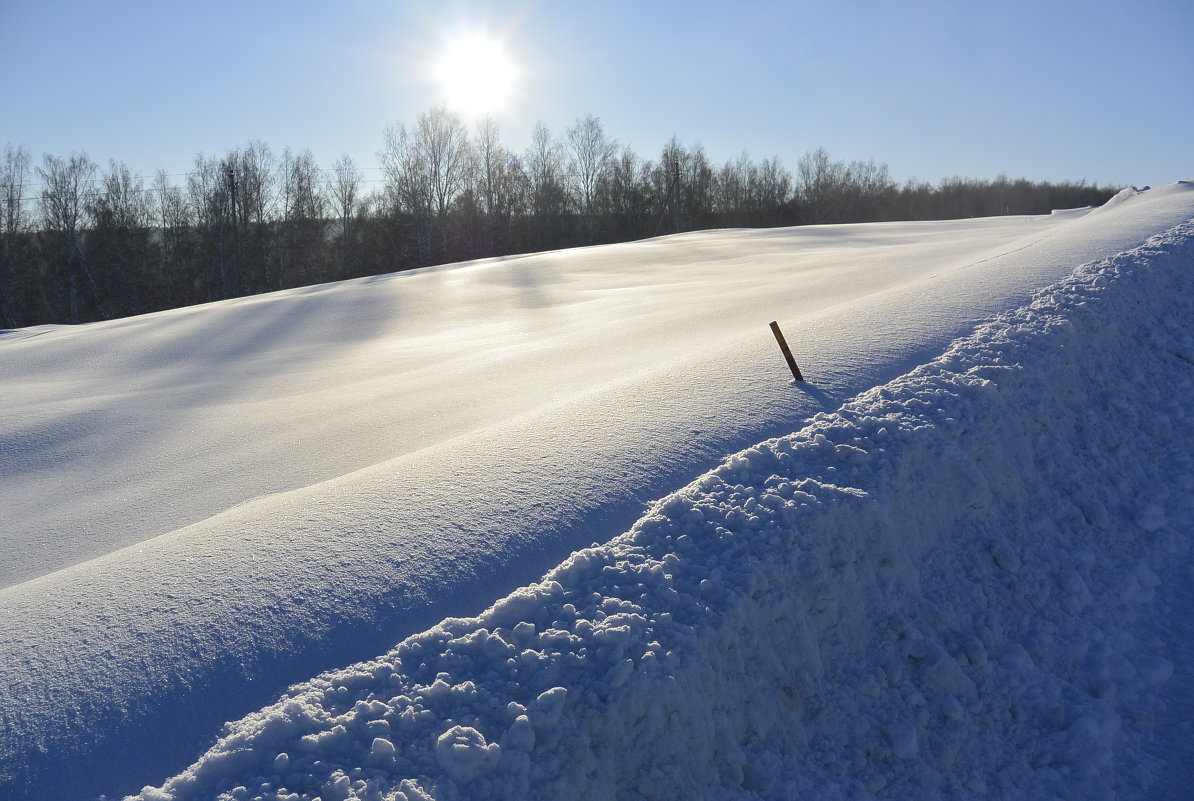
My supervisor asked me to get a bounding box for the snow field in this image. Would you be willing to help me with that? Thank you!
[131,221,1194,799]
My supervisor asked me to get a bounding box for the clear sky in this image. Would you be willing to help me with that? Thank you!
[2,0,1191,191]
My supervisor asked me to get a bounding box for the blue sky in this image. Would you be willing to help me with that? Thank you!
[2,0,1190,190]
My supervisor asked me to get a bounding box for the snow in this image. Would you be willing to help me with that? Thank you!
[1,181,1193,799]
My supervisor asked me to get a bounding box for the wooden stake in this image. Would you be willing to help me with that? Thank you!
[769,321,805,381]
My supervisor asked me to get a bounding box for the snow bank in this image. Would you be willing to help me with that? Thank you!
[129,221,1194,799]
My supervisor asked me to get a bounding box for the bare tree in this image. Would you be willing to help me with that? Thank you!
[187,153,232,300]
[797,148,895,223]
[39,152,101,322]
[471,116,527,255]
[380,122,430,265]
[651,137,714,233]
[380,107,470,264]
[524,122,568,250]
[598,144,649,241]
[277,147,326,288]
[565,115,616,244]
[1,144,33,326]
[755,155,792,226]
[713,152,755,227]
[798,147,844,224]
[841,159,895,222]
[151,169,191,307]
[419,107,470,259]
[473,116,503,253]
[224,140,276,293]
[657,136,685,232]
[686,145,715,228]
[87,160,152,316]
[326,153,362,279]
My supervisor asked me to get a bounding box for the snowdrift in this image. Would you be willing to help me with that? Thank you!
[130,221,1194,799]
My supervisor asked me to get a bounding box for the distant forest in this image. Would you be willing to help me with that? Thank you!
[1,107,1117,328]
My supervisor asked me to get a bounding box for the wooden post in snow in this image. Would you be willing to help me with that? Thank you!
[769,321,805,382]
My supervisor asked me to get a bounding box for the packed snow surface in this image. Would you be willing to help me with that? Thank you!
[1,182,1192,799]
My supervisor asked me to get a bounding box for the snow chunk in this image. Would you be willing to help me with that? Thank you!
[367,736,397,766]
[530,686,568,727]
[887,721,919,759]
[434,725,500,782]
[501,714,535,752]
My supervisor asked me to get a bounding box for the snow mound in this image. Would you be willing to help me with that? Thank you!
[130,222,1194,800]
[1091,182,1191,219]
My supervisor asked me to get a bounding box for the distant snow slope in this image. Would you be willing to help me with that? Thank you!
[1,182,1191,799]
[129,217,1194,801]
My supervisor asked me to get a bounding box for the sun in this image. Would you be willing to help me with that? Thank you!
[435,33,519,119]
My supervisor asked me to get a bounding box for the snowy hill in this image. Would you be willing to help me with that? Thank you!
[1,182,1192,799]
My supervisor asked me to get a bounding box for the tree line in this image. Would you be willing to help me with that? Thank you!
[1,107,1117,328]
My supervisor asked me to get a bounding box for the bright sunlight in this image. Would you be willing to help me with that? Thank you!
[435,32,519,118]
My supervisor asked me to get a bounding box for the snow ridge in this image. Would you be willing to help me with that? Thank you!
[131,222,1194,800]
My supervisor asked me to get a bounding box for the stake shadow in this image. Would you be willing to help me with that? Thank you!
[790,380,841,413]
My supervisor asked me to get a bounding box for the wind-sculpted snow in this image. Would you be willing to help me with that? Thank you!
[131,222,1194,799]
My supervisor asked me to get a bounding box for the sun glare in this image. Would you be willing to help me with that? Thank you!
[435,33,519,119]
